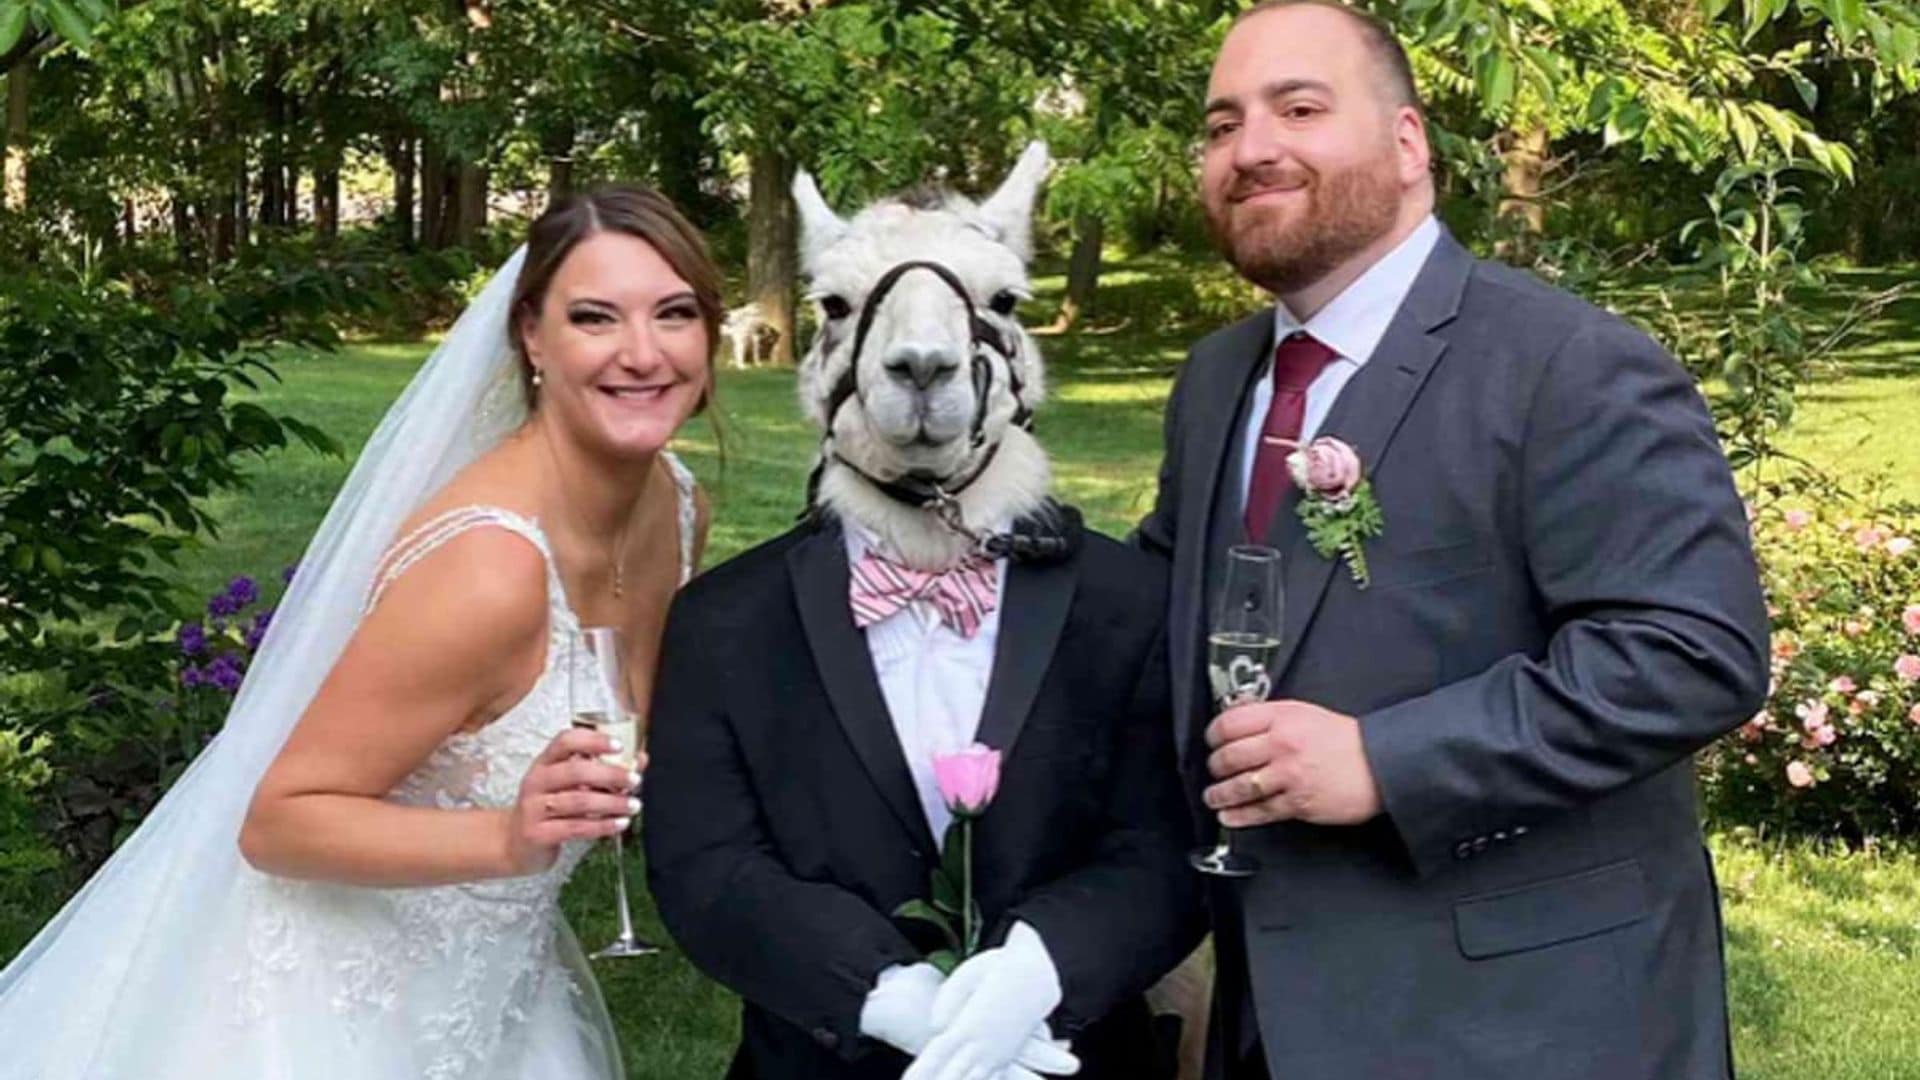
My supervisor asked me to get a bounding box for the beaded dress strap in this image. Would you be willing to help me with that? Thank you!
[363,506,555,615]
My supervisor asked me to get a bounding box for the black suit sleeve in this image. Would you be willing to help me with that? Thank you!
[1007,626,1208,1035]
[1359,314,1770,879]
[644,597,921,1060]
[1129,356,1191,561]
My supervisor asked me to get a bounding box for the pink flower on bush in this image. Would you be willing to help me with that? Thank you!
[1784,509,1812,531]
[1828,676,1857,695]
[1796,700,1830,730]
[1904,605,1920,636]
[1286,437,1364,500]
[1843,620,1868,639]
[1855,526,1889,551]
[1739,712,1768,742]
[1889,537,1915,558]
[1774,637,1801,660]
[932,743,1002,817]
[1911,703,1920,727]
[1815,725,1838,747]
[1786,761,1815,788]
[1896,655,1920,684]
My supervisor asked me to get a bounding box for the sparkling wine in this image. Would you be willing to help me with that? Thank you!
[572,709,640,771]
[1207,631,1281,708]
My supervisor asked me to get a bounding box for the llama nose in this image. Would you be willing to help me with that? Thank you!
[883,345,961,391]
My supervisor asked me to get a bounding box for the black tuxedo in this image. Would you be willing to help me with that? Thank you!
[645,513,1206,1079]
[1135,228,1770,1079]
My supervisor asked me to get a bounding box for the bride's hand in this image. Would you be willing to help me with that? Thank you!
[504,728,645,875]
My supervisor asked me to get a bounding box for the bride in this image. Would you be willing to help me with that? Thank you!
[0,186,719,1078]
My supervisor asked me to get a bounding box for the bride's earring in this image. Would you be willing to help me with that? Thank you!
[531,368,544,389]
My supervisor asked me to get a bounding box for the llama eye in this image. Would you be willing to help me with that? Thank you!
[988,291,1019,316]
[819,295,852,321]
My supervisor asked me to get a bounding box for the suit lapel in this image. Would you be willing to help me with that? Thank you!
[787,522,939,855]
[1263,233,1474,683]
[975,555,1076,755]
[1173,311,1273,762]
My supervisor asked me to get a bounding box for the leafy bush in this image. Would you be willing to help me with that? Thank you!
[38,572,287,872]
[1701,487,1920,838]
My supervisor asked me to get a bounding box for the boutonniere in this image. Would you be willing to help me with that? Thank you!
[1287,436,1385,588]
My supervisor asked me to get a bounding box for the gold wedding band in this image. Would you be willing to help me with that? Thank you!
[1246,773,1265,800]
[543,796,557,816]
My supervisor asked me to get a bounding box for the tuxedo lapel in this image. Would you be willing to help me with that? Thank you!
[787,523,939,855]
[1264,233,1473,684]
[975,556,1077,755]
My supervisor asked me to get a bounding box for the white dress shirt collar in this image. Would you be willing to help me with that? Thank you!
[1272,214,1442,365]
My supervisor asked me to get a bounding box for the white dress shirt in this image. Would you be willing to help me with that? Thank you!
[843,523,1009,843]
[1237,216,1442,506]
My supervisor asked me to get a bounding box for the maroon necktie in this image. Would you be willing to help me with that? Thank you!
[1243,331,1338,542]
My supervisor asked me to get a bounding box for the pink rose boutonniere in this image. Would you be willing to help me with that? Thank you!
[1286,436,1385,588]
[894,743,1001,973]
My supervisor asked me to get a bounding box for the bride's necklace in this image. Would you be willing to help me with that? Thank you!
[538,423,639,600]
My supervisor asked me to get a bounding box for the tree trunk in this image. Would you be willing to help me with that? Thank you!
[1051,214,1104,331]
[386,130,416,248]
[316,159,341,239]
[454,160,487,247]
[3,56,28,211]
[543,119,575,203]
[746,145,797,367]
[211,109,236,263]
[1496,125,1548,261]
[171,194,194,264]
[122,198,136,245]
[421,136,448,249]
[235,154,250,254]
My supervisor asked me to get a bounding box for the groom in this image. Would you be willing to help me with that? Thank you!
[1136,3,1770,1078]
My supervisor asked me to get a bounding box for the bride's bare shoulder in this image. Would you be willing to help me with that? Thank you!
[395,433,543,536]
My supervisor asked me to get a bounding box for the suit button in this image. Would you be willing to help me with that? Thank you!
[1513,825,1529,838]
[813,1027,839,1050]
[1493,831,1508,843]
[1453,840,1474,860]
[1472,836,1489,853]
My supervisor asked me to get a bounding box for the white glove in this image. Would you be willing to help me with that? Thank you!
[860,960,1073,1077]
[903,921,1081,1080]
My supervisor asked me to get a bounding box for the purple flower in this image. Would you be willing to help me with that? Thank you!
[207,592,239,619]
[180,664,205,689]
[177,621,207,656]
[226,576,259,608]
[243,608,273,652]
[207,653,244,694]
[281,562,299,585]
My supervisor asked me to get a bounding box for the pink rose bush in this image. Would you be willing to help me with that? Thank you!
[1700,495,1920,837]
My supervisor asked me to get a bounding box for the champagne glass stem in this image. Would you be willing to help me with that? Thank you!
[611,831,637,946]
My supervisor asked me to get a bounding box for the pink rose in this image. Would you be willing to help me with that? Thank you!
[1855,526,1889,551]
[1829,676,1857,695]
[931,743,1002,816]
[1784,509,1812,531]
[1889,537,1915,558]
[1904,605,1920,636]
[1287,437,1363,500]
[1857,690,1882,708]
[1786,761,1815,788]
[1910,703,1920,727]
[1843,620,1868,639]
[1897,655,1920,684]
[1816,725,1838,747]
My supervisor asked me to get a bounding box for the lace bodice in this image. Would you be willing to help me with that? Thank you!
[230,452,698,1080]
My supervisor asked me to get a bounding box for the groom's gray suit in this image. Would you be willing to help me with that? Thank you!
[1136,227,1769,1079]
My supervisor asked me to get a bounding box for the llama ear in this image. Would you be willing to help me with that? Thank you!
[975,141,1050,262]
[792,168,849,274]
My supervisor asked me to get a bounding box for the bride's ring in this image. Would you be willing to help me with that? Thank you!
[1246,773,1265,800]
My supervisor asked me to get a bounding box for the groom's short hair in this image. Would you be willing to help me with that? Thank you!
[1232,0,1424,115]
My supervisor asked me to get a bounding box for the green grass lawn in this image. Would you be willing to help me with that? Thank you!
[14,251,1920,1077]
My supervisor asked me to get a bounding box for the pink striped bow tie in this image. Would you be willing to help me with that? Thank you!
[849,549,1000,639]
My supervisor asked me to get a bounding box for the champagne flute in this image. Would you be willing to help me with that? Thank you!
[567,625,661,958]
[1190,544,1283,877]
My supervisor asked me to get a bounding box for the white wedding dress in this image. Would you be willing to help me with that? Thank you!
[0,248,695,1079]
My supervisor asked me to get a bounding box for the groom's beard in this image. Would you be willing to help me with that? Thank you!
[1206,152,1402,297]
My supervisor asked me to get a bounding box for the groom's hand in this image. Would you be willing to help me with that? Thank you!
[1204,700,1382,827]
